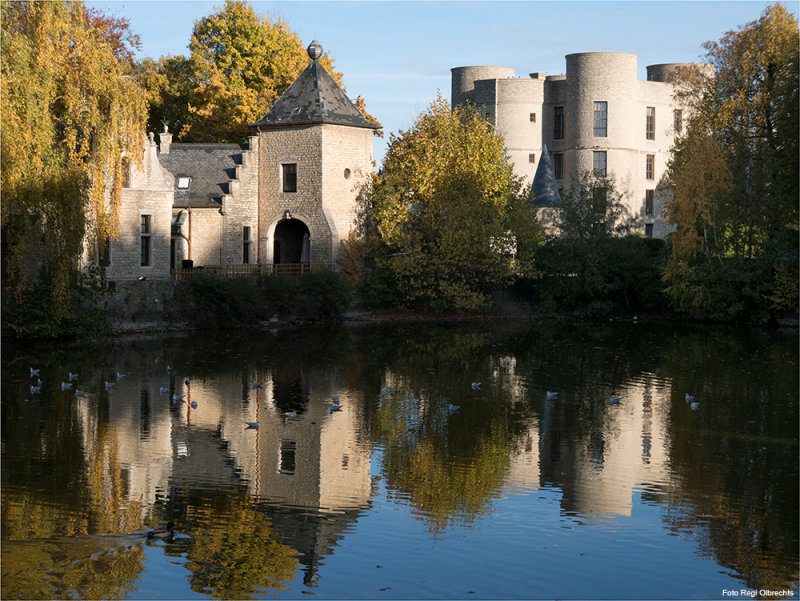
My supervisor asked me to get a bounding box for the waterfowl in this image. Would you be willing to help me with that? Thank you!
[690,401,699,411]
[330,404,342,413]
[284,410,297,419]
[448,404,460,414]
[184,377,190,386]
[105,381,116,390]
[68,372,79,381]
[74,389,85,397]
[252,381,262,389]
[30,368,40,378]
[159,387,170,394]
[245,421,259,430]
[331,396,340,405]
[172,394,184,402]
[30,385,41,394]
[190,400,197,409]
[61,382,72,390]
[546,391,558,400]
[147,522,174,540]
[116,372,126,380]
[685,393,695,403]
[609,396,622,405]
[471,382,481,390]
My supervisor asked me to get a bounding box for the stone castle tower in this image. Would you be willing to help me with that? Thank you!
[96,41,379,282]
[452,53,710,239]
[252,40,380,265]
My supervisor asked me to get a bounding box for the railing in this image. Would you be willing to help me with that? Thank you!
[171,263,330,281]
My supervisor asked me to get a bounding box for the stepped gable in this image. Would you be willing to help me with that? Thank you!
[530,145,562,208]
[158,144,244,208]
[252,40,379,130]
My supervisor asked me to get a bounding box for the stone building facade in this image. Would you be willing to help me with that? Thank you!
[91,41,379,281]
[451,53,710,239]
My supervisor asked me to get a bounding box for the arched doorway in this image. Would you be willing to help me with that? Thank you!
[273,218,310,264]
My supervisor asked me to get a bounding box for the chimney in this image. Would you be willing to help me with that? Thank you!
[529,72,548,79]
[159,125,172,154]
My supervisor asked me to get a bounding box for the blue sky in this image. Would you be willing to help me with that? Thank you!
[88,0,783,164]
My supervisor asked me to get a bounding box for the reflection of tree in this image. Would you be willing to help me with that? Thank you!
[183,495,298,598]
[369,325,525,531]
[660,328,799,593]
[2,534,145,599]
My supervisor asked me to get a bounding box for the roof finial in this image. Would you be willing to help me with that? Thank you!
[307,40,322,60]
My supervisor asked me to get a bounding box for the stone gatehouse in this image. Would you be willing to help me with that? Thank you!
[91,41,380,282]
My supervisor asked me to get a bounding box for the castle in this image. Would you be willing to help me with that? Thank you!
[93,41,379,282]
[93,47,706,283]
[451,53,708,238]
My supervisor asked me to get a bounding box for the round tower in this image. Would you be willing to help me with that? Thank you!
[646,62,713,82]
[451,66,515,107]
[565,52,639,175]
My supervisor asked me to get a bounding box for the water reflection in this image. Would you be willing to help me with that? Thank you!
[2,323,797,598]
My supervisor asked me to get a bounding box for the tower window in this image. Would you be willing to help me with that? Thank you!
[529,112,536,123]
[646,107,656,140]
[282,163,297,193]
[553,153,563,180]
[646,154,655,180]
[243,226,252,264]
[529,153,536,163]
[553,106,565,140]
[673,109,683,134]
[645,223,654,238]
[140,215,152,267]
[645,189,654,215]
[594,101,607,137]
[593,151,607,177]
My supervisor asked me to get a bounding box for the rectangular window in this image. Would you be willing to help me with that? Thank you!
[593,151,607,177]
[594,101,607,137]
[553,152,563,180]
[645,189,654,215]
[280,440,297,474]
[673,109,683,134]
[242,226,252,264]
[282,163,297,193]
[528,153,536,163]
[177,176,190,189]
[140,215,152,267]
[645,223,654,238]
[646,107,656,140]
[646,154,655,180]
[553,106,564,140]
[529,112,536,123]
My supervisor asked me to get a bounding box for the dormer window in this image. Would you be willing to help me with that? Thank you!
[177,177,190,189]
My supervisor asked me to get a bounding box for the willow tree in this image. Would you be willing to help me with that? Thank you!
[1,1,147,321]
[148,0,379,143]
[372,96,535,311]
[664,3,799,319]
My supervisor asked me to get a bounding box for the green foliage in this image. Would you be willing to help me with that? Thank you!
[664,3,799,320]
[138,0,379,143]
[3,267,111,339]
[372,95,538,311]
[176,275,267,329]
[1,0,146,321]
[527,236,668,315]
[176,272,350,328]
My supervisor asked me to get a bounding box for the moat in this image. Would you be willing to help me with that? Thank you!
[2,321,797,599]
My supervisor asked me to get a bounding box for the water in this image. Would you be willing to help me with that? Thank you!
[2,321,797,600]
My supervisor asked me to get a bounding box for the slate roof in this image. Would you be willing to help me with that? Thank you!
[530,145,562,208]
[158,144,244,208]
[252,58,379,130]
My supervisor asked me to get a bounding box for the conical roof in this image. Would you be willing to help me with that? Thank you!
[252,41,379,130]
[530,145,562,207]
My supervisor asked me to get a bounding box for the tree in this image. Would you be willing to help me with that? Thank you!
[371,95,536,311]
[664,3,799,319]
[1,0,147,321]
[143,0,379,143]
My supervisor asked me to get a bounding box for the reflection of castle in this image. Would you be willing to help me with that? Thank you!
[534,375,672,518]
[74,361,372,585]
